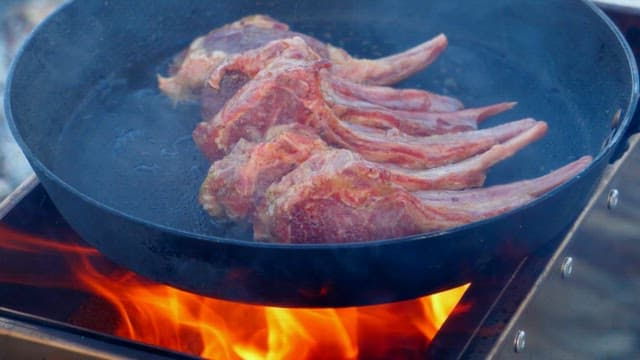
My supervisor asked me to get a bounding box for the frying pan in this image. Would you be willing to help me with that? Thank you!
[5,0,639,307]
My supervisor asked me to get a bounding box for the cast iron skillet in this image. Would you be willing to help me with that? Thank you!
[5,0,639,307]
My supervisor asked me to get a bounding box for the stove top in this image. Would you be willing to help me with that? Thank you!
[0,140,637,359]
[0,3,639,360]
[0,177,547,358]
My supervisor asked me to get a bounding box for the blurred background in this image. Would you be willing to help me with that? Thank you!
[0,0,63,198]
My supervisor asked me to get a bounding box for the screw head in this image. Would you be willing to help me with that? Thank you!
[607,189,619,210]
[514,330,526,353]
[561,257,573,278]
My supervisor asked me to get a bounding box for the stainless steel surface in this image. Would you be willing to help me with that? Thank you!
[0,316,126,360]
[0,173,36,218]
[513,330,526,353]
[560,256,574,279]
[0,309,194,360]
[595,0,640,14]
[490,134,640,359]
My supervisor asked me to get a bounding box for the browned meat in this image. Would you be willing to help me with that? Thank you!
[254,151,592,243]
[200,121,547,221]
[199,124,327,220]
[192,50,325,160]
[199,36,463,125]
[158,18,591,244]
[158,15,448,101]
[193,37,516,164]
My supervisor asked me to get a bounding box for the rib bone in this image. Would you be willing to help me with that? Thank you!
[254,151,592,243]
[159,15,448,101]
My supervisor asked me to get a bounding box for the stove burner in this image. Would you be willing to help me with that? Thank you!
[0,180,562,358]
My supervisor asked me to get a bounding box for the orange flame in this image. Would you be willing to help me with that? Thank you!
[0,225,469,359]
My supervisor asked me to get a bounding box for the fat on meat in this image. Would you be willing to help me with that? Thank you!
[199,121,547,221]
[154,17,593,244]
[193,37,516,164]
[158,14,448,101]
[199,37,466,126]
[199,124,327,220]
[254,151,592,243]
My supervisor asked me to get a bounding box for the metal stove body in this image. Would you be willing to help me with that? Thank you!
[0,131,638,360]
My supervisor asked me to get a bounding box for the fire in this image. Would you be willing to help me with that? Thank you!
[0,225,469,359]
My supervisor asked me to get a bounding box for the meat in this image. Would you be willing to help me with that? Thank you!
[254,151,592,243]
[320,117,540,169]
[321,75,463,113]
[199,121,547,220]
[157,16,593,244]
[329,99,515,136]
[158,14,448,101]
[382,120,548,190]
[199,124,328,220]
[201,37,462,119]
[205,36,461,114]
[198,36,464,130]
[193,37,515,163]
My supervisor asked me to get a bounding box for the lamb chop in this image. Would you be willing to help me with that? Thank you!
[320,117,540,169]
[160,19,589,245]
[327,96,515,136]
[193,37,518,165]
[199,36,465,123]
[199,59,470,123]
[158,14,449,101]
[253,150,592,244]
[204,36,463,114]
[199,121,547,221]
[319,74,463,113]
[199,124,328,220]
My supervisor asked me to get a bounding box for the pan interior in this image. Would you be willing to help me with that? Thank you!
[9,0,635,242]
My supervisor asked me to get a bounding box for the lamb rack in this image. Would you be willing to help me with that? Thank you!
[193,37,515,164]
[156,16,593,244]
[158,15,448,101]
[253,151,592,243]
[199,122,547,221]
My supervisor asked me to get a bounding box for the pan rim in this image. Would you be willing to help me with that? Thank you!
[4,0,639,250]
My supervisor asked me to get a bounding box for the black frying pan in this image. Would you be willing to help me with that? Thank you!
[5,0,639,307]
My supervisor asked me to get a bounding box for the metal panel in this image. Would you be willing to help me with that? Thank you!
[595,0,640,15]
[490,134,640,359]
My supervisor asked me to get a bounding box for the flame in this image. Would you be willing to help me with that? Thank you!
[0,225,469,359]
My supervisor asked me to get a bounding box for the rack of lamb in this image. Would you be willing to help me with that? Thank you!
[158,15,591,244]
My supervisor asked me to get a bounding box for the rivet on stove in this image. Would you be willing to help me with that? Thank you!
[560,257,573,279]
[607,189,619,210]
[514,330,526,353]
